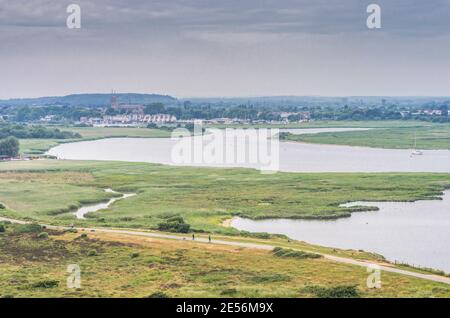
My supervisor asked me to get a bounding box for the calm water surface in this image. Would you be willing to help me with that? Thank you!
[232,191,450,272]
[48,128,450,172]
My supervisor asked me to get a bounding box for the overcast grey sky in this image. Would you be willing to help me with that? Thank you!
[1,0,450,99]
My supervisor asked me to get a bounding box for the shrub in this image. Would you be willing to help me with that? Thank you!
[87,249,97,256]
[31,280,59,289]
[302,285,360,298]
[79,233,88,238]
[158,216,190,233]
[240,231,271,239]
[37,232,49,239]
[0,203,5,209]
[147,292,169,298]
[13,223,42,234]
[249,273,290,283]
[272,247,322,259]
[0,224,5,233]
[220,288,237,296]
[130,252,140,259]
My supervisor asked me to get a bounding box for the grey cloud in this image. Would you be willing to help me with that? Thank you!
[1,1,450,98]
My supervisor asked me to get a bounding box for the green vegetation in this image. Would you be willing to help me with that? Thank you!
[18,126,172,155]
[64,126,172,139]
[0,223,449,298]
[31,280,59,289]
[0,160,449,234]
[0,136,19,157]
[281,124,450,150]
[302,285,360,298]
[0,123,81,139]
[158,216,191,233]
[87,249,98,257]
[272,247,322,259]
[207,120,430,129]
[147,292,169,298]
[19,139,60,155]
[13,223,42,234]
[37,232,49,239]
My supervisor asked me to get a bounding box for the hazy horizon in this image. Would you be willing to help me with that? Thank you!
[1,1,450,99]
[2,92,450,101]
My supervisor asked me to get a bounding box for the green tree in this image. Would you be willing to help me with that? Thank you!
[144,103,165,115]
[0,136,20,157]
[440,105,449,117]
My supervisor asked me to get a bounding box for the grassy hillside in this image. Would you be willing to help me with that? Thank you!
[1,223,449,298]
[1,160,449,233]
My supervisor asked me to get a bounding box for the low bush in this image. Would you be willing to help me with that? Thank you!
[158,216,190,233]
[87,249,97,256]
[147,292,169,298]
[240,231,271,239]
[220,288,237,296]
[0,203,5,209]
[0,224,5,233]
[31,280,59,289]
[249,273,290,283]
[130,252,140,259]
[37,232,49,239]
[302,285,360,298]
[13,223,42,234]
[272,247,322,259]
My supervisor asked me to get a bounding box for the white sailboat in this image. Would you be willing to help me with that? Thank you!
[411,133,423,156]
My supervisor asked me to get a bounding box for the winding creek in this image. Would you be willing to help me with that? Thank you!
[75,189,136,219]
[47,127,450,272]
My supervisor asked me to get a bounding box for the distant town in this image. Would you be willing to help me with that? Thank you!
[1,93,450,127]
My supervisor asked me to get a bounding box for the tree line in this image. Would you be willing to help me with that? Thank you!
[2,101,449,123]
[0,137,19,157]
[0,123,81,139]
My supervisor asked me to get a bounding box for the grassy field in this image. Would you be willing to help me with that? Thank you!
[1,223,449,298]
[19,127,172,155]
[19,139,60,155]
[64,126,172,139]
[281,124,450,150]
[207,120,430,129]
[1,160,449,234]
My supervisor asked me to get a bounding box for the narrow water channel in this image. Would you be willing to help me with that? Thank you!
[74,189,136,219]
